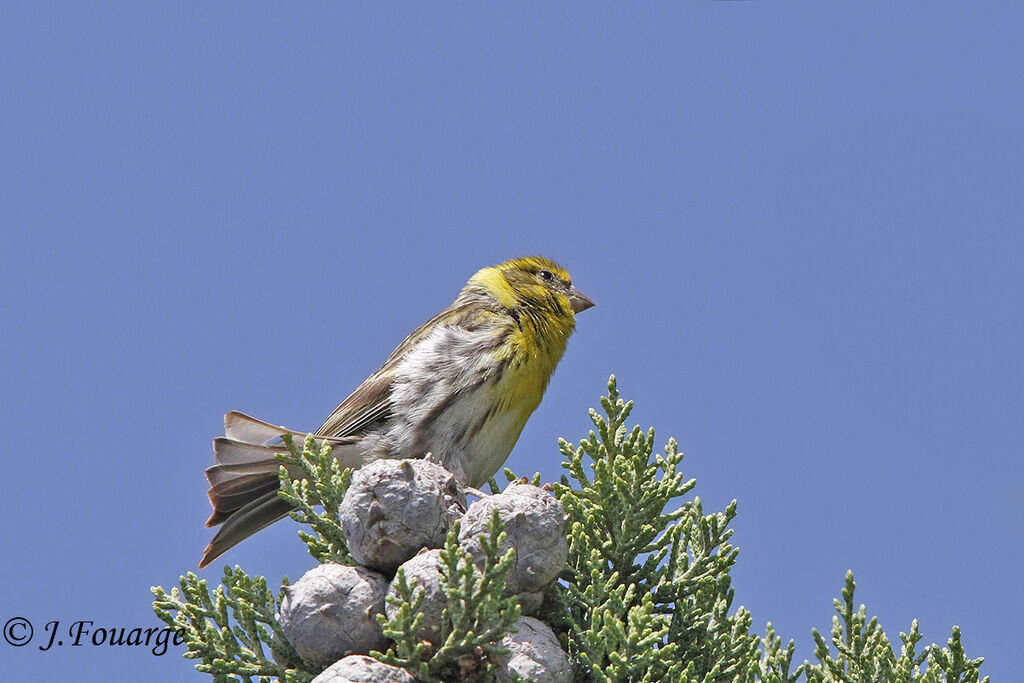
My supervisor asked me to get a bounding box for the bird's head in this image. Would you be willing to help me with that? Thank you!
[465,256,594,322]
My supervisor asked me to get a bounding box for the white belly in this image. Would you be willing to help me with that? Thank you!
[384,325,534,487]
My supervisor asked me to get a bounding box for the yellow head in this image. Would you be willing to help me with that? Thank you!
[459,256,593,411]
[463,255,594,321]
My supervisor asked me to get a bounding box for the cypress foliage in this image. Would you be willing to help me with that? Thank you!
[152,376,987,683]
[374,513,522,681]
[550,376,755,681]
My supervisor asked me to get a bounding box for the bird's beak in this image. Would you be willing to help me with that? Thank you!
[569,286,595,313]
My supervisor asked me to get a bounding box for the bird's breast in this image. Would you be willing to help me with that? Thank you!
[384,324,550,486]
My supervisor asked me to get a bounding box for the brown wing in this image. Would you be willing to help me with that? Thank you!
[315,368,394,438]
[315,303,486,438]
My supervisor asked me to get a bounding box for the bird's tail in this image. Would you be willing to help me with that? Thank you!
[199,412,353,569]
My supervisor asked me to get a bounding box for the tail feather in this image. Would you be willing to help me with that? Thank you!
[212,436,287,467]
[224,411,294,444]
[200,412,365,568]
[206,460,280,486]
[205,474,282,526]
[221,411,356,455]
[201,419,294,567]
[200,491,294,568]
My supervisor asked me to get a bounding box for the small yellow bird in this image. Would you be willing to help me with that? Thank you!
[201,256,593,568]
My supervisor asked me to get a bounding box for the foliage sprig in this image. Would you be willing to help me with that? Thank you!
[797,571,989,683]
[374,511,521,681]
[275,433,354,564]
[552,375,754,682]
[152,568,311,683]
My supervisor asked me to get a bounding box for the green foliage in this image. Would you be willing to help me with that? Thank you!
[552,375,756,682]
[794,571,989,683]
[374,511,521,681]
[757,623,801,683]
[151,434,347,683]
[275,433,354,564]
[548,376,988,683]
[151,568,312,683]
[153,375,988,683]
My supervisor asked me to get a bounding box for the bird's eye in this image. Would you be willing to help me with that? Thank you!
[539,270,554,282]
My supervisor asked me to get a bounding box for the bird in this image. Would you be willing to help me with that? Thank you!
[200,256,593,568]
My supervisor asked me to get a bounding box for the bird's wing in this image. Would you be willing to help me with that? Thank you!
[314,303,494,438]
[315,368,395,438]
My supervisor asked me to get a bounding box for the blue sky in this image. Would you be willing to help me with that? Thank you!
[2,3,1020,681]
